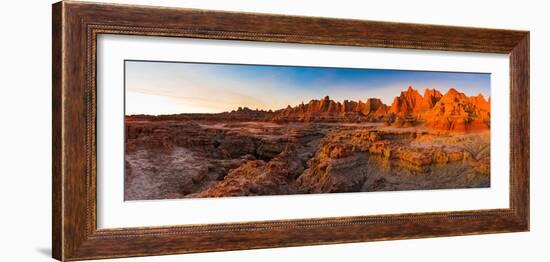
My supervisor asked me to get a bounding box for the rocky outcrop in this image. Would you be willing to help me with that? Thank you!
[297,128,490,194]
[359,98,389,116]
[421,88,443,111]
[389,86,425,116]
[127,86,490,132]
[422,88,490,132]
[272,96,388,122]
[383,86,490,132]
[190,145,305,198]
[125,118,491,200]
[270,86,489,132]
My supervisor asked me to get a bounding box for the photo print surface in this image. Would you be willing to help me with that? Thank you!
[124,60,491,201]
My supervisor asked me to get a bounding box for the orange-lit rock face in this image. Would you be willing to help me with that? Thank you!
[422,88,490,132]
[126,86,490,133]
[363,98,388,115]
[272,96,389,122]
[389,86,425,116]
[384,86,489,132]
[376,87,488,132]
[269,86,490,132]
[421,88,443,111]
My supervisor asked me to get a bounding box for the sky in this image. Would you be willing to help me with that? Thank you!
[125,60,491,115]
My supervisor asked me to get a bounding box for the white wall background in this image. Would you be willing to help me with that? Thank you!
[0,0,547,261]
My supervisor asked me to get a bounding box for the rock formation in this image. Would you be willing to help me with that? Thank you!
[268,86,489,132]
[271,95,388,123]
[421,88,490,132]
[421,88,443,112]
[125,115,491,200]
[389,86,425,116]
[127,86,490,133]
[297,128,490,194]
[124,85,492,201]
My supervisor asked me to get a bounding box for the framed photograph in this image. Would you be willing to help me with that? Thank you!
[52,1,529,261]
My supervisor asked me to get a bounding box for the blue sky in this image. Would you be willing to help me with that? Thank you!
[125,60,490,115]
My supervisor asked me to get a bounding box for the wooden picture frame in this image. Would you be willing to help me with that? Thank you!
[52,1,529,261]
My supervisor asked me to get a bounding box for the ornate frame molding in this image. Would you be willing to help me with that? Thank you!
[53,1,529,261]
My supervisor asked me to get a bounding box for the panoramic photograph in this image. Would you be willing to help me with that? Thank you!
[124,60,491,201]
